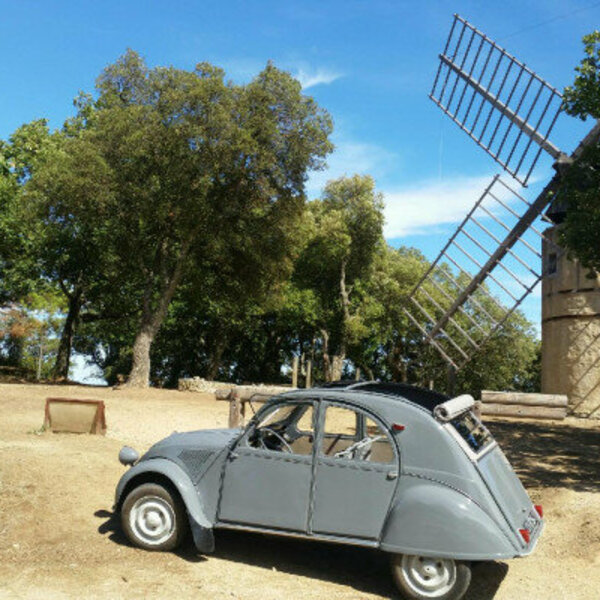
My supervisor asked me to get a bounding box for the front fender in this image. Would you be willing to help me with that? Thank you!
[115,458,215,553]
[380,477,519,560]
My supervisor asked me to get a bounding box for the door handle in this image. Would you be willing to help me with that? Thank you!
[386,470,398,480]
[229,451,239,461]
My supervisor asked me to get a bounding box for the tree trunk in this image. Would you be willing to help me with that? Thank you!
[36,338,43,380]
[321,329,332,382]
[206,335,227,381]
[330,354,345,381]
[53,289,83,381]
[125,252,188,388]
[387,341,403,382]
[126,324,155,387]
[331,259,349,381]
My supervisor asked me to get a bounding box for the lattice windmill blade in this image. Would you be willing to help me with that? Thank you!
[404,174,560,370]
[430,14,569,186]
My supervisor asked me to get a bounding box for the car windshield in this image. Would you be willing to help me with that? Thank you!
[257,404,301,428]
[451,411,494,454]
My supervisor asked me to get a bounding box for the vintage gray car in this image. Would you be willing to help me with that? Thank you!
[114,382,543,600]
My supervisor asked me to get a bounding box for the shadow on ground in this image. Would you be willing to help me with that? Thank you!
[487,419,600,492]
[95,509,507,598]
[94,509,205,563]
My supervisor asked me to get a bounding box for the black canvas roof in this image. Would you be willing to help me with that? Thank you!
[316,381,449,413]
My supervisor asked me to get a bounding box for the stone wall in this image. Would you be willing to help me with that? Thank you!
[178,377,293,397]
[177,377,236,393]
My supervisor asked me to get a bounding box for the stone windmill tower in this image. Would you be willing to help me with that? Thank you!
[405,14,600,417]
[541,125,600,417]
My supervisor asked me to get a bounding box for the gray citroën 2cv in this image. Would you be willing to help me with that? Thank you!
[114,382,543,600]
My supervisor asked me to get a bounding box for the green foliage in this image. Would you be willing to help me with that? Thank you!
[558,31,600,275]
[563,31,600,120]
[0,121,52,304]
[558,143,600,274]
[90,51,333,385]
[0,49,540,395]
[0,289,64,379]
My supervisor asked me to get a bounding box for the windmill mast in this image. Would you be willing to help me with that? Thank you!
[407,14,600,416]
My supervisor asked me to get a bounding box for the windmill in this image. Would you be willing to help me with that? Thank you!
[405,14,600,415]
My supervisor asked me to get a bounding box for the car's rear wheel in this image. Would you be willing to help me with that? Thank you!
[121,482,187,551]
[391,554,471,600]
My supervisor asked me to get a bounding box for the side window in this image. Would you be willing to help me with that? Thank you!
[365,417,394,464]
[246,402,314,456]
[296,405,314,432]
[321,405,395,464]
[322,406,358,457]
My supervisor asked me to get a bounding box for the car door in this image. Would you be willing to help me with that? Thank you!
[310,401,399,540]
[218,399,316,532]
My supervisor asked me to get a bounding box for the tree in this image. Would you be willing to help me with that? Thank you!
[77,51,332,387]
[23,131,117,379]
[0,120,51,305]
[558,31,600,274]
[0,290,64,380]
[563,31,600,120]
[294,175,385,381]
[355,245,430,382]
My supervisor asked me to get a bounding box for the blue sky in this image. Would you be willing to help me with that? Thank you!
[1,0,599,380]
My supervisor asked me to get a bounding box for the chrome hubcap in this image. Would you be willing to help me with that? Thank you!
[129,496,175,545]
[401,555,457,598]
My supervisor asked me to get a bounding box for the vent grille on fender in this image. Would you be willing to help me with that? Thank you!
[178,449,215,481]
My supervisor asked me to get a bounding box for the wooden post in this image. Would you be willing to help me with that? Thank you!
[228,390,242,428]
[292,355,299,388]
[305,359,312,388]
[446,364,456,396]
[355,368,361,381]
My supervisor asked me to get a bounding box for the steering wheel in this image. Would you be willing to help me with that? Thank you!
[258,427,293,453]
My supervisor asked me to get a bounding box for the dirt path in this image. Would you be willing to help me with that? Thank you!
[0,383,598,599]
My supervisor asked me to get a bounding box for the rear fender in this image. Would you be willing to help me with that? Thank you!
[380,477,519,560]
[115,458,215,553]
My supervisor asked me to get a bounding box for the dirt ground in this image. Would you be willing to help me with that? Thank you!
[0,383,599,600]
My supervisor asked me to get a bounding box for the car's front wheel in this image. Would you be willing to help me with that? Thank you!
[121,482,187,551]
[391,554,471,600]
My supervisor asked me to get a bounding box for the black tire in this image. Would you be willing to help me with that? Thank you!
[121,482,187,551]
[391,554,471,600]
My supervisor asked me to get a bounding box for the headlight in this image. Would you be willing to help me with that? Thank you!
[119,446,139,466]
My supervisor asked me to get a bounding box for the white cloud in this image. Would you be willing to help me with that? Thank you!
[383,174,503,238]
[217,58,342,91]
[306,135,398,197]
[294,67,342,89]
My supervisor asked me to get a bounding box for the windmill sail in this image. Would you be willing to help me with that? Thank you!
[404,175,557,370]
[430,14,566,186]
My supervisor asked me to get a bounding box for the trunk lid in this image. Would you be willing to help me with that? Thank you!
[440,406,543,550]
[477,446,542,547]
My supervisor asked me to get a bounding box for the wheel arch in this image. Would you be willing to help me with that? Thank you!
[117,471,182,512]
[380,477,519,560]
[115,458,215,552]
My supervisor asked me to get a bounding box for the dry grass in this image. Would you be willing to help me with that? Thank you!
[0,383,599,599]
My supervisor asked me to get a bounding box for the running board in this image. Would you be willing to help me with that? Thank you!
[214,522,380,548]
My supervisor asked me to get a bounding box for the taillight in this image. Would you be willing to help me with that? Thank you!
[519,529,530,544]
[392,423,405,432]
[534,505,543,518]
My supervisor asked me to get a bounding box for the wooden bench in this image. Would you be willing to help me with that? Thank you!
[480,391,568,420]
